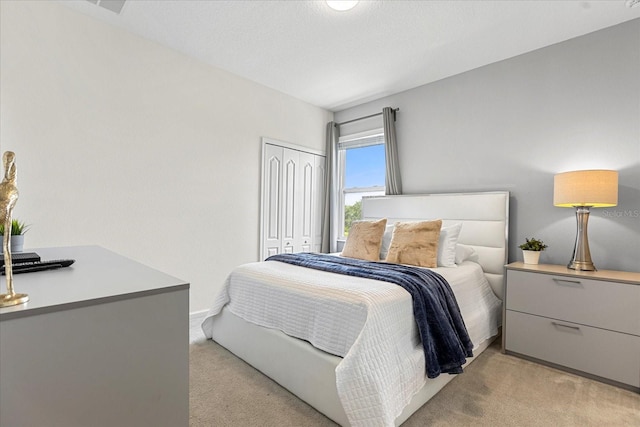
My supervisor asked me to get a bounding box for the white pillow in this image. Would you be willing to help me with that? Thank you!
[455,243,479,264]
[379,224,395,260]
[437,223,463,267]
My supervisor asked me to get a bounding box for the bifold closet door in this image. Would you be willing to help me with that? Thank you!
[262,144,283,259]
[281,148,298,253]
[297,152,314,253]
[261,142,325,260]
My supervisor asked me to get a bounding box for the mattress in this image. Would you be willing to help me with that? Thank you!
[202,259,501,427]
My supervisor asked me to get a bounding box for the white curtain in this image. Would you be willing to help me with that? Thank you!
[322,121,340,253]
[383,107,402,195]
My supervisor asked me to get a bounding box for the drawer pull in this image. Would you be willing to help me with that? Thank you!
[551,321,581,331]
[552,278,583,287]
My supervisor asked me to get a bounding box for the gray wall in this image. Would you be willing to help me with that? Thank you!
[335,20,640,273]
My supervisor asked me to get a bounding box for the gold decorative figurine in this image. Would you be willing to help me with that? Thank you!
[0,151,28,307]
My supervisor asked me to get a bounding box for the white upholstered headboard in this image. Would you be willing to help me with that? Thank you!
[361,191,509,299]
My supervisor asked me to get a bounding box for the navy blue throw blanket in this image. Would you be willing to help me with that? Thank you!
[266,253,474,378]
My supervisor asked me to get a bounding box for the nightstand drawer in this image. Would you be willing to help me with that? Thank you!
[506,270,640,336]
[505,310,640,387]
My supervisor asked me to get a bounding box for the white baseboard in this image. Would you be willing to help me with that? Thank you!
[189,310,209,343]
[189,309,208,323]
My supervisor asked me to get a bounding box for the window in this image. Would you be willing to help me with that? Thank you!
[338,129,385,237]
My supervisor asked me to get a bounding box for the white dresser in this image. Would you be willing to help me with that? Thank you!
[503,262,640,392]
[0,246,190,427]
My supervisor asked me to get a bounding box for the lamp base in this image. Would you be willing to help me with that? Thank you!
[567,206,597,272]
[0,292,29,307]
[567,260,596,271]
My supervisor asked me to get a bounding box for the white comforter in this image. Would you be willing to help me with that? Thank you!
[202,259,501,427]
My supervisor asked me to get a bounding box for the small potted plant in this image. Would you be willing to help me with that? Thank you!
[519,237,547,265]
[0,219,29,253]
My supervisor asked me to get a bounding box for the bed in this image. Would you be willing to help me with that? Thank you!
[202,191,509,426]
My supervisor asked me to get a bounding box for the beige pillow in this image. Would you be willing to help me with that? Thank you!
[341,218,388,261]
[385,220,443,268]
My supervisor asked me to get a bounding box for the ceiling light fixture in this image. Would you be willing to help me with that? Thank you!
[626,0,640,7]
[326,1,359,12]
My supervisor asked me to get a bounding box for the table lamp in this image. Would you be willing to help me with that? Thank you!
[553,169,618,271]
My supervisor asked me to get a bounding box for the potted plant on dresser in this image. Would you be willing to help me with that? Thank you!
[519,237,547,265]
[0,219,28,253]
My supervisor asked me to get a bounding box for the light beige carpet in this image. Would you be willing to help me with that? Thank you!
[189,338,640,426]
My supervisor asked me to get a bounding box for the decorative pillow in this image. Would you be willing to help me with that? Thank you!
[341,218,387,261]
[455,244,479,264]
[379,224,395,260]
[437,223,463,267]
[385,220,442,268]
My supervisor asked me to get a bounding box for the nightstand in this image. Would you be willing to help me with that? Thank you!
[503,262,640,392]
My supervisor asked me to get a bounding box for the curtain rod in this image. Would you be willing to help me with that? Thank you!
[337,108,399,126]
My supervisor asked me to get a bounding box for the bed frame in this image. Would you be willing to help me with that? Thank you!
[208,191,509,426]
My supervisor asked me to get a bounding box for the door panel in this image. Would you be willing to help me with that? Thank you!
[261,140,325,259]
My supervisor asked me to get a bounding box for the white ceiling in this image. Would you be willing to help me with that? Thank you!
[61,0,640,111]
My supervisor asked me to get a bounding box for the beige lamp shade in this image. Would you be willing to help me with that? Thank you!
[554,170,618,208]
